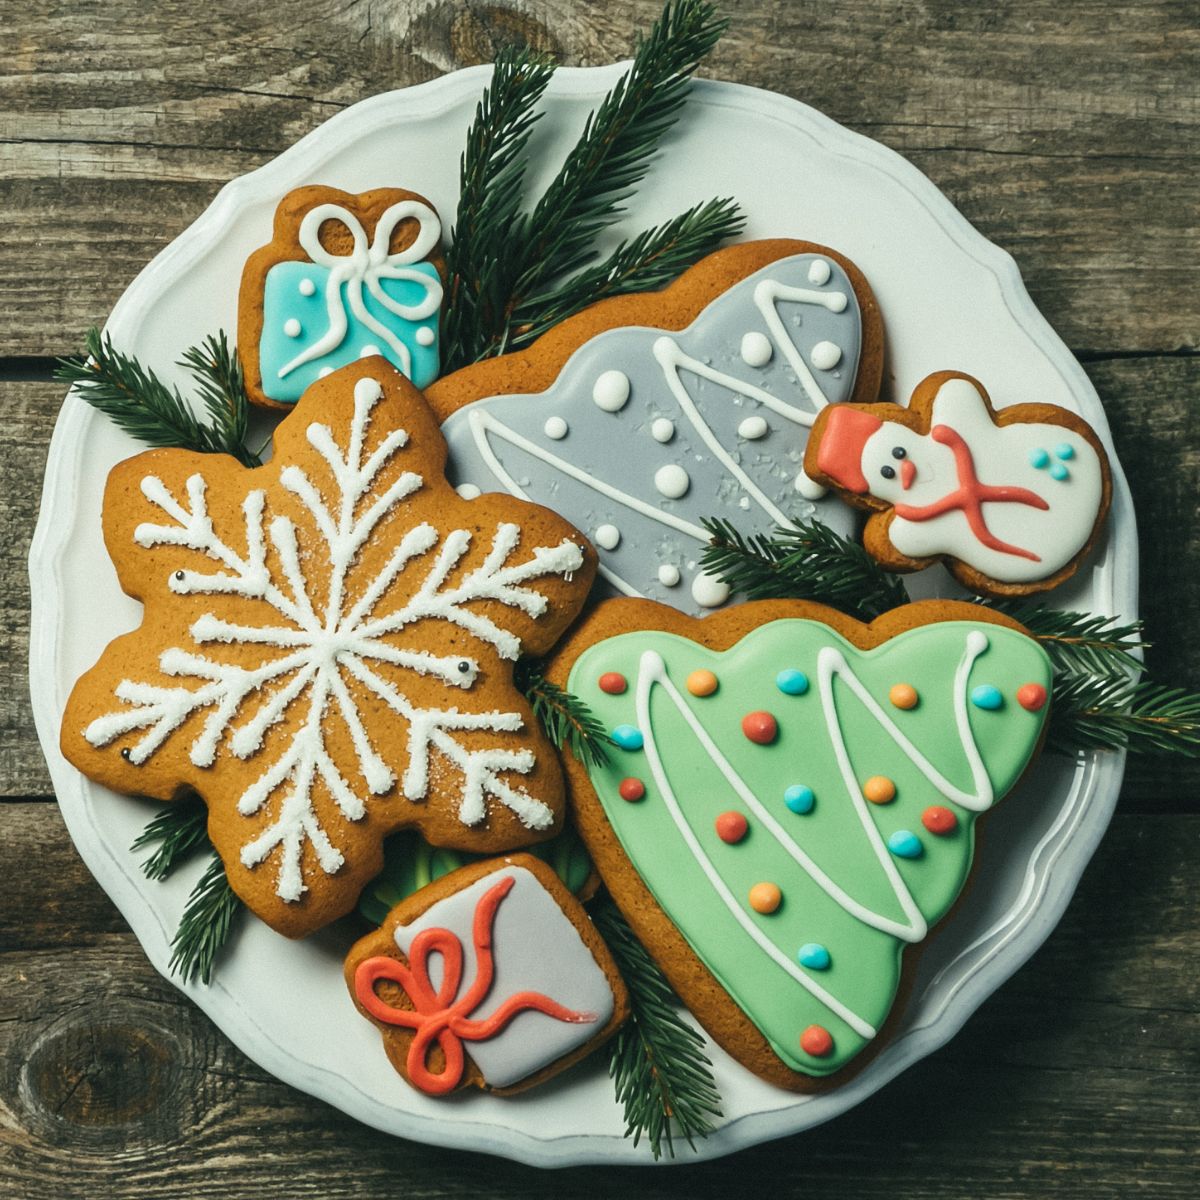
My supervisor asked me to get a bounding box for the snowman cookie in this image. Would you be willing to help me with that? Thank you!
[805,370,1112,597]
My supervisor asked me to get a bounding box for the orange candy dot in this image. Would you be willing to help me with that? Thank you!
[889,683,919,710]
[863,775,896,804]
[686,669,719,697]
[800,1024,834,1057]
[748,882,782,914]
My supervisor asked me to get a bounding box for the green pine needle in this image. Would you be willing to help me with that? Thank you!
[1047,673,1200,758]
[130,795,210,882]
[700,516,909,621]
[986,600,1146,677]
[56,327,259,467]
[593,898,722,1158]
[168,855,244,985]
[516,660,614,767]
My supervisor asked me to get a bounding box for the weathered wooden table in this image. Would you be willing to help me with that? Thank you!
[2,2,1196,1195]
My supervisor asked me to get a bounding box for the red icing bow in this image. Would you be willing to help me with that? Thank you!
[354,874,596,1095]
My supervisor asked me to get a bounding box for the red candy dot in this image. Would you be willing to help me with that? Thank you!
[599,672,627,695]
[742,711,778,745]
[922,806,958,836]
[800,1025,834,1057]
[715,811,748,844]
[1017,683,1047,712]
[618,777,645,802]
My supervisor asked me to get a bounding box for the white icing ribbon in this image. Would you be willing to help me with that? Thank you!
[278,202,443,380]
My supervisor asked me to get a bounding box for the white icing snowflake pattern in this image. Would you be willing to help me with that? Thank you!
[84,377,584,902]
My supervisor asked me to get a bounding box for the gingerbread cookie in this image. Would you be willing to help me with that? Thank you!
[805,370,1112,597]
[427,240,884,614]
[238,185,445,409]
[548,598,1052,1089]
[60,360,595,937]
[346,854,628,1096]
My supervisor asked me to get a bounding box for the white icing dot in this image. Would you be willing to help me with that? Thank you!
[740,331,773,367]
[318,367,334,379]
[543,416,568,440]
[593,369,630,412]
[811,340,842,371]
[415,326,436,347]
[658,564,681,587]
[298,277,316,296]
[739,496,751,510]
[595,523,621,550]
[827,292,849,313]
[691,572,730,608]
[283,318,302,338]
[456,483,482,500]
[794,468,828,500]
[738,415,769,440]
[654,464,690,499]
[360,344,382,358]
[651,418,675,443]
[807,259,831,285]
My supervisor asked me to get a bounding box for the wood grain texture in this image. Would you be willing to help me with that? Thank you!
[3,0,1198,1192]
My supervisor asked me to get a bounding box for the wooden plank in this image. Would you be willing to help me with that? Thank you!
[1,803,1195,1196]
[0,1,1196,355]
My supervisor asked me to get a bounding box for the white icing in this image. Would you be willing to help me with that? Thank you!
[811,340,842,370]
[415,325,436,347]
[543,416,568,440]
[456,483,482,500]
[392,867,613,1088]
[276,202,443,381]
[690,572,730,608]
[283,318,302,338]
[318,367,333,379]
[738,416,769,440]
[794,467,828,500]
[654,463,690,499]
[594,523,621,550]
[592,370,630,412]
[740,330,773,367]
[88,376,584,900]
[807,259,831,285]
[298,277,317,297]
[359,344,382,358]
[650,418,675,443]
[657,564,681,587]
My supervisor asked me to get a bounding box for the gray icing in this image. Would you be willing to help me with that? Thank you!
[440,253,863,615]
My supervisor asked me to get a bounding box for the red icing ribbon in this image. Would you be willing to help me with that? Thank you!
[893,424,1049,562]
[354,875,597,1095]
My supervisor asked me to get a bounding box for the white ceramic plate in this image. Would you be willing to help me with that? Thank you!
[28,65,1136,1166]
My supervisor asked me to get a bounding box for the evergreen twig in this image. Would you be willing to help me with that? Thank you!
[593,898,722,1158]
[516,660,614,767]
[178,331,255,465]
[987,600,1146,677]
[130,795,210,881]
[168,855,244,985]
[1047,674,1200,758]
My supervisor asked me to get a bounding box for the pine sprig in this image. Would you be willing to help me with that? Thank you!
[516,660,614,767]
[700,516,909,621]
[168,855,244,985]
[56,327,260,467]
[130,795,210,881]
[178,332,254,464]
[593,898,722,1158]
[1047,674,1200,758]
[987,600,1146,677]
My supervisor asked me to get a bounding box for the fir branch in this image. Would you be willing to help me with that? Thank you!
[985,600,1146,677]
[130,795,210,882]
[516,659,614,767]
[56,328,260,466]
[1047,673,1200,758]
[178,331,256,466]
[168,855,244,985]
[700,516,909,621]
[512,197,745,346]
[594,898,722,1159]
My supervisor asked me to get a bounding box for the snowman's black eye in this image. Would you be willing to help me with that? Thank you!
[880,465,896,480]
[458,660,471,673]
[892,447,907,460]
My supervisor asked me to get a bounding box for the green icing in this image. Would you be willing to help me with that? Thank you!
[567,619,1051,1077]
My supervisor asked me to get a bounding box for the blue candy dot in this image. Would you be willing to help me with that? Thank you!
[784,784,815,814]
[970,684,1004,711]
[1055,442,1076,461]
[1029,448,1050,469]
[798,943,831,970]
[888,830,923,859]
[776,669,810,696]
[611,724,644,751]
[1050,462,1070,481]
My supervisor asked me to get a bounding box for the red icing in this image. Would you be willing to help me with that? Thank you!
[816,406,882,494]
[1017,683,1048,712]
[893,424,1049,562]
[800,1024,834,1057]
[619,777,646,802]
[921,806,958,836]
[353,875,595,1095]
[741,711,778,745]
[899,458,917,490]
[598,672,627,695]
[715,811,749,843]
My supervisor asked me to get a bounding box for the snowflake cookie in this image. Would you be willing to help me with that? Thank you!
[61,360,596,937]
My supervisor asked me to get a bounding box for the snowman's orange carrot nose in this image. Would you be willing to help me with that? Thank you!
[900,460,916,490]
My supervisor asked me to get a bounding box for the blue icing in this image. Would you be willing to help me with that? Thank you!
[1055,442,1076,460]
[887,830,923,859]
[776,668,810,695]
[970,684,1004,711]
[259,260,441,402]
[611,724,644,751]
[1050,462,1070,481]
[1029,447,1050,469]
[797,942,831,970]
[784,784,815,814]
